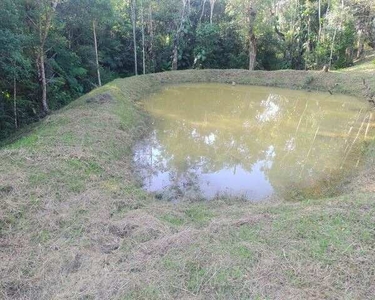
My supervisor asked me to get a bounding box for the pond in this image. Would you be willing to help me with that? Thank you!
[134,83,374,201]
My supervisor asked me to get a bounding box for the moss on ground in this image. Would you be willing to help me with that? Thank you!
[1,63,375,299]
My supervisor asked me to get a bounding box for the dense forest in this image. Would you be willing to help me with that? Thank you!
[0,0,374,140]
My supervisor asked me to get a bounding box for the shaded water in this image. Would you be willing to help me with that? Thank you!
[134,83,374,201]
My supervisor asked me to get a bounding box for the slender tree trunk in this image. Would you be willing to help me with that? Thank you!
[322,0,331,42]
[187,0,191,16]
[307,14,311,53]
[36,0,58,115]
[148,3,155,72]
[93,20,102,87]
[209,0,215,24]
[328,0,343,67]
[41,54,48,114]
[141,0,146,75]
[356,29,364,59]
[172,44,178,71]
[329,28,337,68]
[13,77,18,129]
[316,0,322,66]
[172,0,187,71]
[68,30,72,49]
[249,35,257,70]
[318,0,321,40]
[248,4,257,71]
[199,0,207,24]
[131,0,138,75]
[38,49,49,114]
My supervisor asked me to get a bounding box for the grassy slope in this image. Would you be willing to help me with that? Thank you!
[1,60,375,299]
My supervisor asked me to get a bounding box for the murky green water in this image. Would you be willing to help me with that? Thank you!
[134,83,374,201]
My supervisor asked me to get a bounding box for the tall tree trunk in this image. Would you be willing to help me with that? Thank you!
[329,28,337,68]
[38,49,49,114]
[329,0,343,67]
[141,0,146,75]
[307,15,311,53]
[93,20,102,87]
[148,3,155,72]
[209,0,216,24]
[248,4,257,71]
[249,35,257,70]
[13,77,17,129]
[199,0,207,24]
[131,0,138,75]
[36,0,59,115]
[316,0,322,66]
[172,44,178,71]
[322,0,331,42]
[172,0,187,71]
[318,0,322,40]
[187,0,191,16]
[356,29,364,59]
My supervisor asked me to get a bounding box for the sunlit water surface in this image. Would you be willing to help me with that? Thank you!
[134,83,374,201]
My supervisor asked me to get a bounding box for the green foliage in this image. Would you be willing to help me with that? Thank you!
[333,21,357,69]
[194,24,222,68]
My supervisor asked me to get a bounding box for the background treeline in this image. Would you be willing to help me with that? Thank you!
[0,0,374,140]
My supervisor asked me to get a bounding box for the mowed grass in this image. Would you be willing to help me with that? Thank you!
[1,66,375,299]
[340,50,375,73]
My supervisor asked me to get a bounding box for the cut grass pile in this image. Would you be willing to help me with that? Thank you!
[1,65,375,299]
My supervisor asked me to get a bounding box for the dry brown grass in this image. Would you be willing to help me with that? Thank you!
[1,68,375,299]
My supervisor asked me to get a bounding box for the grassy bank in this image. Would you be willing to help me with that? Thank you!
[1,66,375,299]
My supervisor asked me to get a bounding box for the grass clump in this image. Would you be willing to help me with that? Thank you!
[184,204,214,226]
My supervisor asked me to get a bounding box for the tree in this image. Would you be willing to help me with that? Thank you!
[172,0,190,70]
[141,0,146,74]
[0,1,31,130]
[58,0,115,87]
[226,0,271,70]
[148,1,155,72]
[131,0,138,75]
[93,20,102,86]
[209,0,216,24]
[27,0,59,115]
[247,3,257,70]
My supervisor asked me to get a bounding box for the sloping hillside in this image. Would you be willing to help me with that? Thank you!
[1,67,375,299]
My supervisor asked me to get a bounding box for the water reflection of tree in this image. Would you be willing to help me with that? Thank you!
[140,85,368,197]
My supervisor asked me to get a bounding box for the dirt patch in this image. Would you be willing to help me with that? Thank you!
[62,253,83,274]
[0,185,13,196]
[232,213,273,227]
[85,92,113,104]
[111,211,171,241]
[132,229,199,262]
[1,281,41,300]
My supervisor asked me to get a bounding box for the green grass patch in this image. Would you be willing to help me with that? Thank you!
[229,244,254,260]
[184,204,214,226]
[66,158,103,175]
[121,285,162,300]
[7,134,39,149]
[160,213,185,226]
